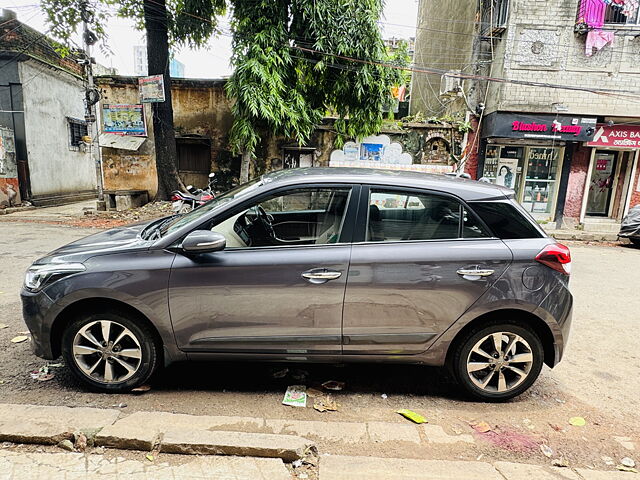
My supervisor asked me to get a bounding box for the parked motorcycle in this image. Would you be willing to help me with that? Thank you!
[171,173,216,214]
[619,205,640,247]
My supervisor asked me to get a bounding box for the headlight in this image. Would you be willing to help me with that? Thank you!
[24,263,86,292]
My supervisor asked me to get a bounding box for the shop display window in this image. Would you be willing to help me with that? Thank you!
[522,147,560,215]
[483,145,562,218]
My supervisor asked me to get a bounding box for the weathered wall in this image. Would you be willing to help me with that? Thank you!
[19,60,95,197]
[410,0,477,117]
[488,0,640,117]
[629,156,640,210]
[259,122,463,177]
[97,77,234,197]
[97,80,157,196]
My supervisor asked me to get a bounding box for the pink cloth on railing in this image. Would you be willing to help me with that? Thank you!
[586,30,615,56]
[581,0,606,28]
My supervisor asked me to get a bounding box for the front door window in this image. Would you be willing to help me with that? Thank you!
[211,187,352,248]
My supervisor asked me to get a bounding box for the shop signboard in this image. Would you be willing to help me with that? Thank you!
[102,104,146,136]
[138,75,165,103]
[587,125,640,148]
[483,113,597,142]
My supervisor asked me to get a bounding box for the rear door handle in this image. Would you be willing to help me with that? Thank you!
[302,269,342,283]
[457,268,495,277]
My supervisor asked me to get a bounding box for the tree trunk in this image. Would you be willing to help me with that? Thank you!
[143,0,184,200]
[240,150,251,183]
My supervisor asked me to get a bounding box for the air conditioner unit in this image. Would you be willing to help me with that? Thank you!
[440,71,462,97]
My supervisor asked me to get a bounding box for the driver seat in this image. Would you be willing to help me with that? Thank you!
[314,192,348,244]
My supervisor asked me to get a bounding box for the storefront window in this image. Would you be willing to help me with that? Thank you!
[483,145,563,218]
[521,147,561,215]
[482,146,525,197]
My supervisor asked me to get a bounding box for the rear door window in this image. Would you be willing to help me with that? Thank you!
[367,189,467,241]
[470,202,542,239]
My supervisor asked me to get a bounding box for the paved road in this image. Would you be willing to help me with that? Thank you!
[0,218,638,469]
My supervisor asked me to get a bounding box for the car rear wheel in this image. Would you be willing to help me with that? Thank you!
[451,322,544,401]
[630,238,640,247]
[61,311,159,392]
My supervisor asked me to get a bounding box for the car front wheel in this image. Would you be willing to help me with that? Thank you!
[61,311,159,392]
[451,322,544,401]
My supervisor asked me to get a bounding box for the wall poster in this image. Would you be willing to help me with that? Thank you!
[102,104,147,136]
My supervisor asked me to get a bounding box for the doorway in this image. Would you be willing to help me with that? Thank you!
[283,148,314,169]
[586,151,617,216]
[585,150,634,219]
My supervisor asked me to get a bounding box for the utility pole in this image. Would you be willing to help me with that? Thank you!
[80,1,105,210]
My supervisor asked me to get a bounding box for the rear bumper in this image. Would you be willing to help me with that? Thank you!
[533,281,573,367]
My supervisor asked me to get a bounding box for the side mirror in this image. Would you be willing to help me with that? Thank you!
[181,230,226,254]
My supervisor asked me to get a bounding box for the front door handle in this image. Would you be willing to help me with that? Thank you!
[457,268,495,277]
[302,269,342,284]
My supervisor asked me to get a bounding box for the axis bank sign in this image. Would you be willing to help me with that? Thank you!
[587,125,640,148]
[512,121,582,136]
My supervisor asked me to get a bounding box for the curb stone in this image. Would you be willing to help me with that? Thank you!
[0,404,120,445]
[95,412,314,461]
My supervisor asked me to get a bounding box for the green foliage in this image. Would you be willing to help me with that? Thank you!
[40,0,225,52]
[227,0,399,155]
[385,39,412,86]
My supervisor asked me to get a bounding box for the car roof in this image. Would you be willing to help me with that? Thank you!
[262,167,513,202]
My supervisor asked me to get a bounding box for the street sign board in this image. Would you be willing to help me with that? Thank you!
[139,75,166,103]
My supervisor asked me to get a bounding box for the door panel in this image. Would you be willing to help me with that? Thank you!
[169,245,350,354]
[342,239,512,355]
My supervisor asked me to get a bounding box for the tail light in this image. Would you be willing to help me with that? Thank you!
[535,243,571,275]
[171,194,181,201]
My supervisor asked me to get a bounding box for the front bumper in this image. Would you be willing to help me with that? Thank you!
[21,288,57,359]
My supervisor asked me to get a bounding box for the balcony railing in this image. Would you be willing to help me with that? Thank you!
[604,2,639,25]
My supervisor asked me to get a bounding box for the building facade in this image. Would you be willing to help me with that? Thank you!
[133,46,186,78]
[96,75,464,197]
[412,0,640,227]
[0,9,96,207]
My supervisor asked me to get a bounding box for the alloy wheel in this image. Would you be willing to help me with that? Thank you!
[72,320,143,384]
[466,332,534,393]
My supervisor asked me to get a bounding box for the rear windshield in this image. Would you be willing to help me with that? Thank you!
[470,202,543,239]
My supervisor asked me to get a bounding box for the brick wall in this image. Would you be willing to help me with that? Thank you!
[563,144,591,218]
[487,0,640,118]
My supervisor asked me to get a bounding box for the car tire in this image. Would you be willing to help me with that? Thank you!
[630,238,640,247]
[451,321,544,402]
[61,311,159,393]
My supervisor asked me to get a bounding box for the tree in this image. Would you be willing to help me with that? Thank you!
[227,0,402,182]
[41,0,225,199]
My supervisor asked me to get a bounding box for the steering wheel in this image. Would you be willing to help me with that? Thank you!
[246,205,276,243]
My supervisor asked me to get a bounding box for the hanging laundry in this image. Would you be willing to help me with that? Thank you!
[580,0,606,28]
[585,30,615,56]
[623,0,639,19]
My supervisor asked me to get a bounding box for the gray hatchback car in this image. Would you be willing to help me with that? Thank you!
[21,168,573,401]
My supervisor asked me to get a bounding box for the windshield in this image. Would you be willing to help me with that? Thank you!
[160,177,264,237]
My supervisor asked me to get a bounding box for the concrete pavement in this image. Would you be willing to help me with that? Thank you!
[0,449,634,480]
[0,403,635,479]
[318,456,636,480]
[0,449,292,480]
